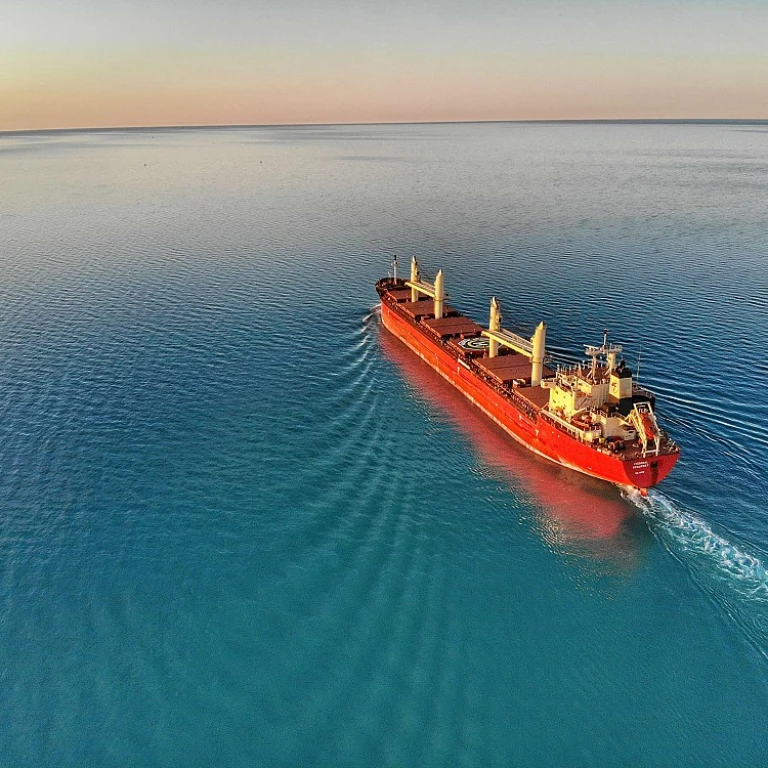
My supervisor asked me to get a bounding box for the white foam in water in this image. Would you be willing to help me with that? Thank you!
[626,489,768,603]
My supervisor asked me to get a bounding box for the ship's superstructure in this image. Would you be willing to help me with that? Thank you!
[377,258,680,491]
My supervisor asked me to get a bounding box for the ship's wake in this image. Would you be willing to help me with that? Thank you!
[627,491,768,599]
[626,489,768,655]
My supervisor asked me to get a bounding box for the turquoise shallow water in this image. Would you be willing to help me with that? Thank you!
[1,123,767,766]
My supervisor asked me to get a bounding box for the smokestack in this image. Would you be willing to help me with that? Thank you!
[531,321,547,386]
[434,270,445,319]
[488,297,501,358]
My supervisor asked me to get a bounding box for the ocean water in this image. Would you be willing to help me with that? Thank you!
[1,122,767,766]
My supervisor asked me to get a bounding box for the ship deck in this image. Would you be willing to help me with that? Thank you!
[378,279,551,394]
[376,277,679,468]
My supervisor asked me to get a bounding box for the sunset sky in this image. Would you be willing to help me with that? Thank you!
[2,0,767,131]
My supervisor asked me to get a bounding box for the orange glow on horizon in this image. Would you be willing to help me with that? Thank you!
[3,11,768,132]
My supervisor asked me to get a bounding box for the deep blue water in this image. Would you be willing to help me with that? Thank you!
[1,122,767,766]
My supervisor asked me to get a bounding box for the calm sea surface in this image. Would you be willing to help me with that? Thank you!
[1,122,767,766]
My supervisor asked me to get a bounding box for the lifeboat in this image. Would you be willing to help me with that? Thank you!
[640,412,657,441]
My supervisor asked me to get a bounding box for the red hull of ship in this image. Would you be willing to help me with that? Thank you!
[381,301,678,490]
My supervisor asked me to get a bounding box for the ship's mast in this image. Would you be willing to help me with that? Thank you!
[405,259,445,318]
[434,270,445,320]
[584,329,623,380]
[410,257,420,302]
[531,322,547,387]
[488,297,501,358]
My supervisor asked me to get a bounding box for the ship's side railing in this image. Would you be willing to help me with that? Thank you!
[508,391,538,422]
[632,385,655,400]
[541,409,593,440]
[540,410,632,455]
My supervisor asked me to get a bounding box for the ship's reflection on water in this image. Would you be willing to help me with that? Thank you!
[379,325,652,573]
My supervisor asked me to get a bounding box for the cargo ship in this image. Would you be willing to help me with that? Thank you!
[376,257,680,493]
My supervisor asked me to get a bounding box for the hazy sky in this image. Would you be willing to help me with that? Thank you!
[2,0,768,130]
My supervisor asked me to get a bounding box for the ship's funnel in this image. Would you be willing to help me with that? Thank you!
[434,270,445,320]
[410,256,420,302]
[531,321,547,386]
[488,297,501,358]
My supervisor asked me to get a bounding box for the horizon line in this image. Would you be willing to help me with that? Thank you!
[3,117,768,137]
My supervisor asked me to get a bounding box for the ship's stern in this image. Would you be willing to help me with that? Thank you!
[622,450,680,490]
